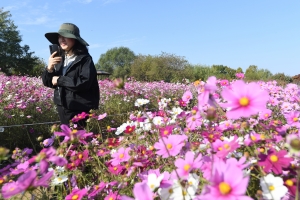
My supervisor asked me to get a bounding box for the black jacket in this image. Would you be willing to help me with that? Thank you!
[42,54,100,111]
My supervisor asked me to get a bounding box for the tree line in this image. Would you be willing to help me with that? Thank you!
[1,9,293,84]
[96,46,292,84]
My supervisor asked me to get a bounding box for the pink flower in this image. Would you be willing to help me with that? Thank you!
[284,111,300,127]
[71,112,89,123]
[65,188,87,200]
[182,90,193,103]
[236,72,245,79]
[198,76,217,107]
[104,191,120,200]
[212,136,240,159]
[98,113,107,120]
[121,181,154,200]
[110,147,131,166]
[174,151,202,178]
[154,134,187,158]
[199,158,251,200]
[186,111,202,130]
[258,149,293,175]
[219,79,229,86]
[259,109,272,120]
[88,182,106,198]
[221,80,270,119]
[54,124,93,144]
[28,147,67,173]
[1,181,22,199]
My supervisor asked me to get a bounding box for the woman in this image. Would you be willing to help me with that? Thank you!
[42,23,99,126]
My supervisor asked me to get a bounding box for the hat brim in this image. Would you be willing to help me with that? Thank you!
[45,32,89,46]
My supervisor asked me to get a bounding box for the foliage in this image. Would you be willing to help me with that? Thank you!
[130,52,190,82]
[95,46,136,79]
[0,8,40,76]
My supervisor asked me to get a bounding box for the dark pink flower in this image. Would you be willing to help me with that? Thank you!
[258,149,294,175]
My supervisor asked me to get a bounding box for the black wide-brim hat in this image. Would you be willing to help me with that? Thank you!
[45,23,89,46]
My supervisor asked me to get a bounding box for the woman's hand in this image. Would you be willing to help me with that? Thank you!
[47,51,62,72]
[52,76,59,85]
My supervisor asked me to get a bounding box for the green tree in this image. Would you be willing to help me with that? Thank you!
[0,8,39,76]
[96,46,136,79]
[130,52,189,82]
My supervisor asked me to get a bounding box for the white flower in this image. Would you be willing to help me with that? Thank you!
[134,98,149,107]
[152,116,164,126]
[170,107,183,117]
[51,175,68,185]
[260,173,288,200]
[159,179,196,200]
[147,173,164,191]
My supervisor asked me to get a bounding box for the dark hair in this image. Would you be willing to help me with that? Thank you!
[72,40,89,55]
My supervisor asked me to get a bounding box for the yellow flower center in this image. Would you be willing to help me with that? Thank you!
[119,153,124,159]
[72,194,79,200]
[218,147,223,151]
[168,189,173,194]
[269,185,275,191]
[167,144,172,149]
[192,117,196,121]
[264,114,269,118]
[57,177,62,181]
[251,136,256,141]
[184,164,191,171]
[0,180,3,184]
[239,97,249,106]
[285,179,293,187]
[164,130,169,135]
[191,110,197,115]
[113,167,118,171]
[270,155,278,162]
[293,117,298,122]
[109,198,113,200]
[78,154,83,159]
[71,129,78,134]
[219,182,231,195]
[224,144,230,150]
[150,184,155,189]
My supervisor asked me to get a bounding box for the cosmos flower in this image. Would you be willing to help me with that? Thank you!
[65,188,87,200]
[260,173,288,200]
[174,151,202,178]
[258,149,293,175]
[154,134,187,158]
[221,80,270,119]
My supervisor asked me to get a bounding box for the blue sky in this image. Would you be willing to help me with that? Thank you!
[3,0,300,76]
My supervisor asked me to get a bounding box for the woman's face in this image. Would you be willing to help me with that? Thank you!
[58,35,75,52]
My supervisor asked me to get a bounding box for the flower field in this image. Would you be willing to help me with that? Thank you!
[0,73,299,200]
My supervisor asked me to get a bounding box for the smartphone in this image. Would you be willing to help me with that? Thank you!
[49,44,62,57]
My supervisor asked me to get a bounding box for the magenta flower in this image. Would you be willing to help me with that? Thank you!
[110,147,131,166]
[88,182,106,198]
[154,134,187,158]
[174,151,202,178]
[65,188,87,200]
[71,112,89,123]
[199,158,251,200]
[159,125,174,137]
[221,80,270,119]
[54,124,93,144]
[258,149,293,175]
